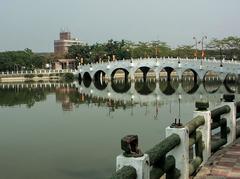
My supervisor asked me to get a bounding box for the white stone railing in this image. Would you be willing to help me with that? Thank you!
[0,69,78,77]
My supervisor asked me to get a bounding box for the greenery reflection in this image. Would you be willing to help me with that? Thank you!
[0,87,47,108]
[0,80,239,113]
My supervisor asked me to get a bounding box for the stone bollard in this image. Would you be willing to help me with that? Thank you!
[193,101,211,163]
[221,94,236,145]
[166,125,189,179]
[116,135,150,179]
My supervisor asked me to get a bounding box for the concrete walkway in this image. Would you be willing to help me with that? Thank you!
[194,138,240,178]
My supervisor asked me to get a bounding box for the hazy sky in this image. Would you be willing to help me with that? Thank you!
[0,0,240,52]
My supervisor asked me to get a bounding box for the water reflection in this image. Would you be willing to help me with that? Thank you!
[0,87,47,107]
[0,80,239,112]
[111,80,131,93]
[135,80,156,95]
[0,83,82,111]
[159,80,179,95]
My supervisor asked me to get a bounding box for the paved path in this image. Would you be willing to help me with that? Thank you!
[194,138,240,179]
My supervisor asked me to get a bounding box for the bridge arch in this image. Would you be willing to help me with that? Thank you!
[182,68,199,83]
[83,72,92,88]
[202,71,221,93]
[134,66,156,82]
[225,73,237,83]
[78,73,82,81]
[160,66,177,82]
[111,68,129,82]
[93,70,108,90]
[203,71,219,81]
[224,73,237,93]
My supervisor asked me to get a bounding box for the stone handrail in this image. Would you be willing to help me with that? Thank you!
[111,94,239,179]
[0,69,77,76]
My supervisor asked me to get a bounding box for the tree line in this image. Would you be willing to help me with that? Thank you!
[0,48,48,71]
[0,36,239,71]
[67,36,240,64]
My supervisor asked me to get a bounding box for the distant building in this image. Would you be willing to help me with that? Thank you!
[54,31,82,56]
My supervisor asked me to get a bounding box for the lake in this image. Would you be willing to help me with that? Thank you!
[0,79,239,179]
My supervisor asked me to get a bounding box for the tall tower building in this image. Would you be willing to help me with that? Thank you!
[54,31,81,56]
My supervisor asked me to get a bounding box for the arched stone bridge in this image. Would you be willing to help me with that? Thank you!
[77,57,240,82]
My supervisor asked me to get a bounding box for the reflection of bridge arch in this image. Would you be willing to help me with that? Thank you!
[159,81,178,95]
[181,80,200,94]
[111,81,131,93]
[75,80,240,106]
[203,81,221,94]
[224,81,237,93]
[135,81,156,95]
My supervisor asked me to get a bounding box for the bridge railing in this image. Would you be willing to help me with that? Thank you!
[78,57,240,68]
[0,69,77,77]
[110,95,240,179]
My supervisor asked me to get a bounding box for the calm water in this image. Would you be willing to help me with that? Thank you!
[0,80,239,179]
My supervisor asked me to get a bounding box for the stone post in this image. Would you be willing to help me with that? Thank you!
[221,94,236,145]
[193,101,211,163]
[116,135,150,179]
[116,155,150,179]
[166,127,189,179]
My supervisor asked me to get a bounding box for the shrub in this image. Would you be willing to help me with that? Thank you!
[37,74,43,77]
[24,74,35,78]
[63,73,74,82]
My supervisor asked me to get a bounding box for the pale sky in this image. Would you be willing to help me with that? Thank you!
[0,0,240,52]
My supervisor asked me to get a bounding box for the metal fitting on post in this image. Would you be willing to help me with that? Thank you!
[195,101,209,111]
[170,118,183,128]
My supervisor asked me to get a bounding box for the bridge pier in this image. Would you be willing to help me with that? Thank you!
[219,73,227,83]
[194,72,198,83]
[167,72,171,82]
[125,74,128,83]
[237,74,240,84]
[140,67,150,82]
[155,71,160,82]
[129,70,135,82]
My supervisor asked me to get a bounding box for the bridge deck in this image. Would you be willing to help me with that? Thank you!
[194,137,240,178]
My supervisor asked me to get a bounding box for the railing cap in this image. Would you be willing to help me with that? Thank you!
[195,101,209,111]
[223,94,235,102]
